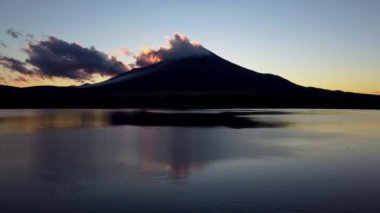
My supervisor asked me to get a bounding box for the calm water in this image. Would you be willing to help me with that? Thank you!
[0,109,380,212]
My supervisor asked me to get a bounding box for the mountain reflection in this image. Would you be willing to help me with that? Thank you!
[0,110,289,134]
[109,111,289,128]
[0,109,297,212]
[1,109,380,212]
[1,127,293,187]
[0,111,293,188]
[137,126,295,179]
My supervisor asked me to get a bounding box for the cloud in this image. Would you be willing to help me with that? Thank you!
[0,41,6,48]
[0,36,129,81]
[135,32,211,67]
[0,76,6,84]
[6,28,23,38]
[121,48,131,56]
[26,34,34,39]
[5,28,34,41]
[22,36,129,80]
[108,48,131,58]
[374,91,380,95]
[0,56,34,75]
[0,32,210,84]
[13,76,28,82]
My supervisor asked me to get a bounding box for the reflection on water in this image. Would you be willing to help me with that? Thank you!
[0,109,380,212]
[0,110,289,133]
[0,109,108,133]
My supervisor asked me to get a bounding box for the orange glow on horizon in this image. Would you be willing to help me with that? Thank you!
[0,68,113,88]
[1,65,379,96]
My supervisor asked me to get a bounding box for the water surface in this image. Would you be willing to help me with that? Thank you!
[0,109,380,212]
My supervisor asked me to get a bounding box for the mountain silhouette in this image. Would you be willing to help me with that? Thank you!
[0,53,379,108]
[86,54,301,93]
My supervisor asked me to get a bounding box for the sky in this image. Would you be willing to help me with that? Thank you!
[0,0,379,94]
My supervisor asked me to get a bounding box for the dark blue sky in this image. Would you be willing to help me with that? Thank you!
[0,0,379,93]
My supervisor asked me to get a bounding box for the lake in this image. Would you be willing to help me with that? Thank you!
[0,109,380,212]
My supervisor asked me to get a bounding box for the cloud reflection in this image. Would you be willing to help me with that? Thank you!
[0,110,290,134]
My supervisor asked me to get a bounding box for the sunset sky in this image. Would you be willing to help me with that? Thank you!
[0,0,379,94]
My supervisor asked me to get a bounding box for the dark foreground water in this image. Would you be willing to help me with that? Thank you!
[0,109,380,212]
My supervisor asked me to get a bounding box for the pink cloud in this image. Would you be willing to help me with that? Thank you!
[134,32,211,67]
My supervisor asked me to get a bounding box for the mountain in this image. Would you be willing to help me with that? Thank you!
[1,54,380,108]
[86,54,301,94]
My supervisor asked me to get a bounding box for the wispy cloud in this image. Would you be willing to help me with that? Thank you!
[109,48,131,57]
[0,56,34,75]
[26,34,34,39]
[13,76,28,82]
[6,28,23,38]
[0,76,6,84]
[0,41,6,48]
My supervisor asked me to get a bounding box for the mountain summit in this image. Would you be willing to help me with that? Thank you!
[86,53,301,94]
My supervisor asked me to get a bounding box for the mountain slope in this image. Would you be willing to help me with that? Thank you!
[86,54,302,94]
